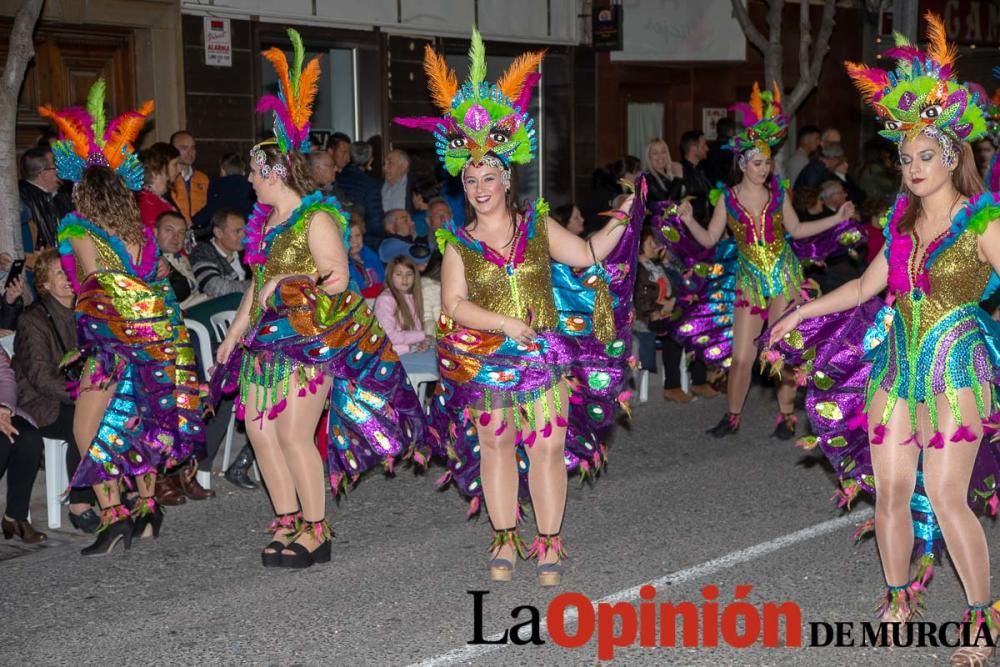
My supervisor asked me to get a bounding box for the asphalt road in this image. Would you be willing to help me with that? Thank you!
[1,385,995,666]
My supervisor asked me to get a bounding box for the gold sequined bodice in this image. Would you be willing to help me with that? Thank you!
[455,216,558,331]
[726,193,789,273]
[894,228,992,339]
[251,216,317,320]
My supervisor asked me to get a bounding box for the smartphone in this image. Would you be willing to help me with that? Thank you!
[4,259,24,290]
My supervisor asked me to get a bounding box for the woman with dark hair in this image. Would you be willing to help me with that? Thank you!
[550,203,585,236]
[768,18,1000,662]
[398,30,639,587]
[213,29,427,569]
[679,83,854,440]
[42,79,205,555]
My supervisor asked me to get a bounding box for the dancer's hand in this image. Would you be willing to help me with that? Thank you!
[836,201,856,222]
[501,317,536,344]
[258,279,278,307]
[678,200,695,226]
[216,337,237,366]
[767,310,802,347]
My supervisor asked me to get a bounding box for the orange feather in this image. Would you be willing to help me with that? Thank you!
[497,50,546,102]
[423,45,458,114]
[992,89,1000,106]
[844,61,885,102]
[771,81,782,104]
[101,101,154,169]
[292,56,321,129]
[37,106,91,159]
[923,11,956,69]
[262,47,294,106]
[749,82,764,123]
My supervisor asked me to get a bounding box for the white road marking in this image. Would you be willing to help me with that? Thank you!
[406,507,874,667]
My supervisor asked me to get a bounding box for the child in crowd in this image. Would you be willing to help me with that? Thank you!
[373,256,436,376]
[347,217,384,298]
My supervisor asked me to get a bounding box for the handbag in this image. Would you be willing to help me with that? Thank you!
[38,300,83,383]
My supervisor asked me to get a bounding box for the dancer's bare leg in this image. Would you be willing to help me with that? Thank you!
[767,295,798,415]
[73,369,125,508]
[525,382,570,566]
[274,373,332,552]
[476,404,520,563]
[726,301,767,415]
[868,389,920,592]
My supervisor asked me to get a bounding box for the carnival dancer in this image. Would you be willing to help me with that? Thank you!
[395,28,640,587]
[767,13,1000,663]
[211,29,428,569]
[41,79,206,555]
[677,83,855,439]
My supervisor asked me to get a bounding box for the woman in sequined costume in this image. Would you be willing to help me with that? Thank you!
[769,15,1000,662]
[680,84,854,440]
[43,81,205,555]
[396,30,640,587]
[213,29,426,568]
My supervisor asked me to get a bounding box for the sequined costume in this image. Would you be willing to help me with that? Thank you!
[57,214,205,485]
[209,191,430,491]
[427,196,640,511]
[647,179,861,370]
[764,191,1000,576]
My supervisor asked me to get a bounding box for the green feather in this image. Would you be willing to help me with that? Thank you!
[88,79,107,141]
[968,203,1000,235]
[288,28,304,96]
[468,27,486,92]
[435,227,459,255]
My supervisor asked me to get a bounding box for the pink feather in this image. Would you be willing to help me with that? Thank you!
[257,95,302,145]
[59,107,96,144]
[883,46,924,62]
[513,72,541,112]
[729,102,759,127]
[393,116,448,133]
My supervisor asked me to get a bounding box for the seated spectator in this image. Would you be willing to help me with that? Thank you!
[794,143,865,206]
[11,248,98,534]
[327,132,353,172]
[190,208,249,299]
[338,141,384,248]
[348,216,384,298]
[155,211,208,309]
[552,203,586,236]
[861,198,890,265]
[818,179,848,216]
[793,186,826,221]
[410,178,439,238]
[308,149,348,203]
[137,142,180,228]
[192,153,255,235]
[0,348,47,543]
[379,209,426,265]
[633,227,714,403]
[425,197,452,237]
[373,256,436,377]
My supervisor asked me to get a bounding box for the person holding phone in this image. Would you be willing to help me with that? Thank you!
[0,256,27,330]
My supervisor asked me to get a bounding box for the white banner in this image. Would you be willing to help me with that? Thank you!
[204,16,233,67]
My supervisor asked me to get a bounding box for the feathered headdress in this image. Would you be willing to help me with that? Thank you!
[844,12,986,145]
[726,82,788,156]
[393,27,545,176]
[256,28,320,155]
[37,79,153,190]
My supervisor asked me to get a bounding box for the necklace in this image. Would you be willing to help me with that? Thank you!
[908,193,961,288]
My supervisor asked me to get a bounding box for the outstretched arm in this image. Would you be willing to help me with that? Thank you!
[768,250,889,345]
[782,196,854,239]
[547,195,634,267]
[681,197,728,248]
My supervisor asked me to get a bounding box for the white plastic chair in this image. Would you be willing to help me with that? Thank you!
[407,371,439,407]
[210,311,257,480]
[42,438,68,529]
[633,334,689,404]
[184,318,215,490]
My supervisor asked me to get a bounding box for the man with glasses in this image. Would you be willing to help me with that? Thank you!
[18,146,72,252]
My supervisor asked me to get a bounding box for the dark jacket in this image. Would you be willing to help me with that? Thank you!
[191,174,256,235]
[18,179,73,249]
[680,159,712,225]
[794,159,866,207]
[337,164,385,247]
[12,295,76,428]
